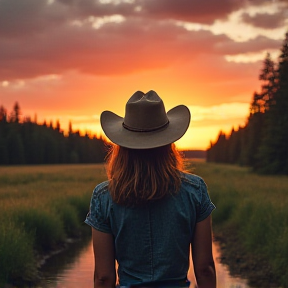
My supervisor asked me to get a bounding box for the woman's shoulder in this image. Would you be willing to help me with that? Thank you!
[94,180,109,191]
[92,180,110,199]
[85,180,112,233]
[180,172,206,189]
[179,172,214,217]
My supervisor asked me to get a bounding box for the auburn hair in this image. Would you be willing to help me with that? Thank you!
[106,143,184,206]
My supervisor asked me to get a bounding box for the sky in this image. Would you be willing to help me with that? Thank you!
[0,0,288,150]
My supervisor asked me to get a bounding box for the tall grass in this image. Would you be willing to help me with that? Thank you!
[0,222,36,285]
[0,164,107,285]
[187,160,288,287]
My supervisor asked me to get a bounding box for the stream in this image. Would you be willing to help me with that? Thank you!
[38,237,250,288]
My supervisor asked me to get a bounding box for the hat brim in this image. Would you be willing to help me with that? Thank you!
[100,105,191,149]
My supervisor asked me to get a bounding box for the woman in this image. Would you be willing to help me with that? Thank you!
[85,90,216,288]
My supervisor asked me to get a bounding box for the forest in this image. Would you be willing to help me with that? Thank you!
[0,104,106,165]
[207,33,288,175]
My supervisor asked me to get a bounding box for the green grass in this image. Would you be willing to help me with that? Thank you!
[0,164,107,285]
[186,160,288,287]
[0,222,36,284]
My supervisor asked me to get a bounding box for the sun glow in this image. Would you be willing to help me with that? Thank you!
[43,101,250,151]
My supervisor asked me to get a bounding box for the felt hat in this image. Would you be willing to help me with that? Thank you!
[100,90,190,149]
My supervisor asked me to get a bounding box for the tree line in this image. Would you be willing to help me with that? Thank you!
[207,32,288,174]
[0,103,107,165]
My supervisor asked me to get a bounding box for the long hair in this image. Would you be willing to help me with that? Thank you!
[106,143,184,206]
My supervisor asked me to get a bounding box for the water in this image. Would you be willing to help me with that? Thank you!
[39,238,250,288]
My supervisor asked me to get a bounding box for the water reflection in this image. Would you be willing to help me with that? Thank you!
[39,237,94,288]
[39,239,249,288]
[187,243,249,288]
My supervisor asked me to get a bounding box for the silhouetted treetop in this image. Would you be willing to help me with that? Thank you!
[0,103,106,165]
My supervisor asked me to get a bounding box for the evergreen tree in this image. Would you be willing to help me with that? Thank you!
[255,53,277,112]
[0,106,9,164]
[9,102,21,123]
[6,129,26,164]
[0,105,7,123]
[68,121,73,136]
[0,138,9,164]
[246,112,264,169]
[206,131,227,163]
[226,127,241,164]
[250,54,277,114]
[55,120,61,132]
[256,33,288,174]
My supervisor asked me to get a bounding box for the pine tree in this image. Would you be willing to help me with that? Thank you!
[7,131,26,164]
[206,131,227,163]
[226,127,241,164]
[256,33,288,174]
[68,121,73,136]
[0,105,7,123]
[250,53,277,113]
[9,102,21,123]
[55,120,61,132]
[241,113,264,168]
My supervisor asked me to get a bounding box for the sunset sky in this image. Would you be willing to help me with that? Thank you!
[1,0,288,149]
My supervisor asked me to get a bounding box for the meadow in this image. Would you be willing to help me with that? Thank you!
[0,161,288,287]
[0,164,107,286]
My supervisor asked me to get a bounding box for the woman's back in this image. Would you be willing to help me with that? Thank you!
[85,173,215,286]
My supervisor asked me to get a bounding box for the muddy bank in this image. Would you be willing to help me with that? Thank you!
[214,226,281,288]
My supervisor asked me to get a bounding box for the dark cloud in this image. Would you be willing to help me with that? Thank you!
[0,0,138,39]
[241,11,287,29]
[0,0,283,40]
[214,35,282,55]
[0,0,67,38]
[0,0,247,39]
[136,0,245,24]
[0,0,284,82]
[247,0,288,5]
[0,13,282,82]
[54,0,250,24]
[0,17,231,81]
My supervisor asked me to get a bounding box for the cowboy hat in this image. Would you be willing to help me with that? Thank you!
[100,90,190,149]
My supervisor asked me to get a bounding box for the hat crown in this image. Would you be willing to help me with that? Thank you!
[123,90,169,131]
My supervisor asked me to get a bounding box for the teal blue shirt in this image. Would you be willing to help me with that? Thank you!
[85,172,215,287]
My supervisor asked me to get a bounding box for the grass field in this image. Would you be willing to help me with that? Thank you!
[0,161,288,286]
[0,164,107,286]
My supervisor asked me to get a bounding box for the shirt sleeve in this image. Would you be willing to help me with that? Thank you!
[196,179,216,222]
[84,183,112,234]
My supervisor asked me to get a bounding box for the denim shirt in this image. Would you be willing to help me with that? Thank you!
[85,172,215,287]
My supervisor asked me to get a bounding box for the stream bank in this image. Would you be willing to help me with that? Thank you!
[3,228,91,288]
[214,226,281,288]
